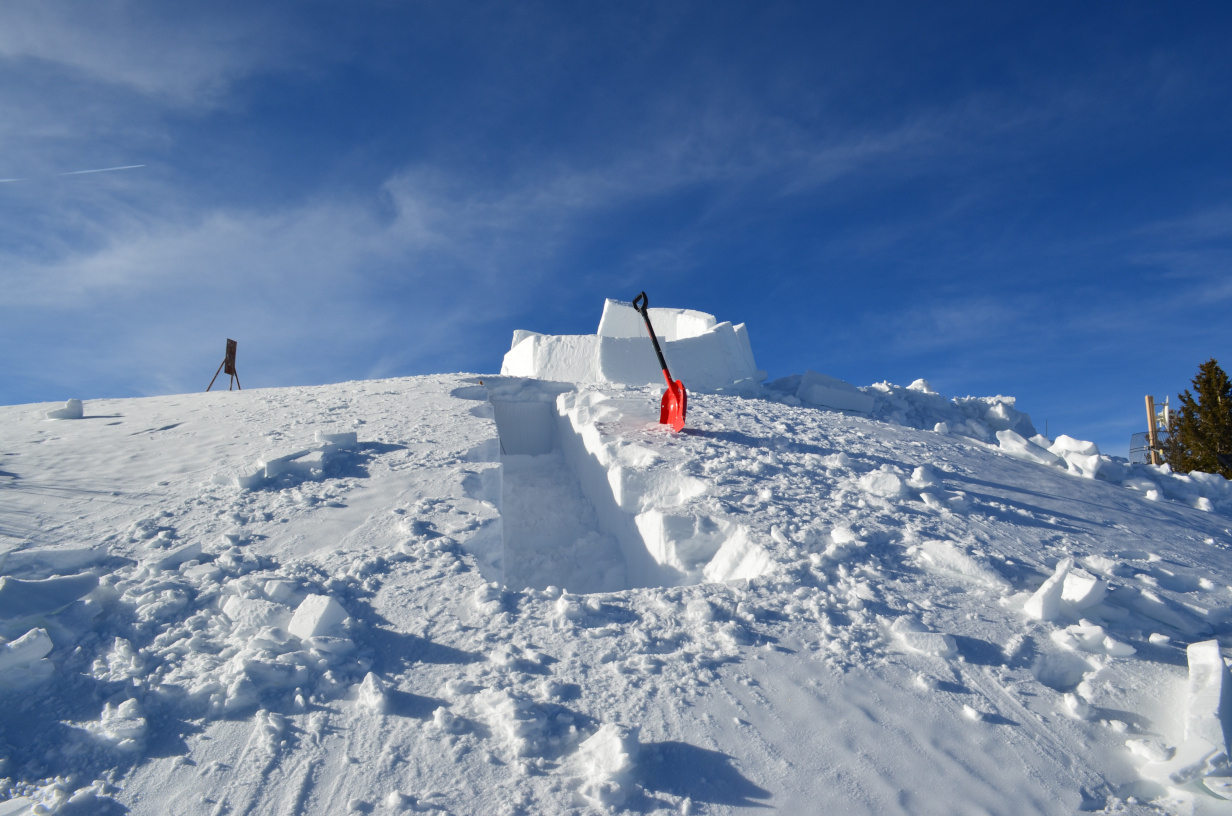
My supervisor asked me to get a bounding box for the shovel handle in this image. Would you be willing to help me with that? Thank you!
[632,291,672,379]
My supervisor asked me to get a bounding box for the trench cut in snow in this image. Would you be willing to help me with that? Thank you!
[488,385,770,593]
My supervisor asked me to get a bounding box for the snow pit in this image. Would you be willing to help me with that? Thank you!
[485,381,771,592]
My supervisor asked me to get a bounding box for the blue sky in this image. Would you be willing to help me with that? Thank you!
[2,1,1230,455]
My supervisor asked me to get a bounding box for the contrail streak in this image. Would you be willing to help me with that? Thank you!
[57,164,146,176]
[0,164,145,183]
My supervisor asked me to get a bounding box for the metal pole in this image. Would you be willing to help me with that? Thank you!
[1145,395,1160,466]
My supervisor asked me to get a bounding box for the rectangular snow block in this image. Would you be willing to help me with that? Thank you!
[288,594,348,640]
[597,298,715,341]
[150,541,204,571]
[315,431,358,449]
[665,322,761,392]
[501,334,538,377]
[796,371,875,413]
[0,574,99,618]
[526,335,603,383]
[258,449,312,479]
[596,336,662,386]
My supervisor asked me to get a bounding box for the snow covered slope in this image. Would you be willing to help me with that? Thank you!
[2,374,1232,814]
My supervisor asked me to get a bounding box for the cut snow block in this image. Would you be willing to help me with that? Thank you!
[0,574,98,619]
[1141,640,1232,786]
[796,371,874,413]
[211,465,266,490]
[597,298,715,341]
[892,616,957,658]
[1024,557,1074,621]
[0,627,53,672]
[0,628,54,689]
[315,430,358,449]
[1060,568,1107,610]
[46,398,84,420]
[288,594,348,640]
[258,449,313,479]
[149,541,204,571]
[665,322,762,391]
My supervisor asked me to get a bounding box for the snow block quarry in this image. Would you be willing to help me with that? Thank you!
[3,300,1232,814]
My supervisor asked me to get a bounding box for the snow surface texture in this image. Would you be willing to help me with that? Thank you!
[3,368,1232,813]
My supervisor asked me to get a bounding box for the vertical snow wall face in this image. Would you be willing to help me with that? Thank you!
[487,386,773,590]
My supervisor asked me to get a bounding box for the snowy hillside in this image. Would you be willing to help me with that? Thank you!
[3,362,1232,814]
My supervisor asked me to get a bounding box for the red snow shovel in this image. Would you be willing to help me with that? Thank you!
[632,291,687,432]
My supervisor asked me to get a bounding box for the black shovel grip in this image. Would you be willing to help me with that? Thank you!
[633,291,671,377]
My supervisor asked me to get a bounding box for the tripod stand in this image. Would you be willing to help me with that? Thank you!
[207,339,242,391]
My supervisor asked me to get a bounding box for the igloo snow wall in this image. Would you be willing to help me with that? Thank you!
[501,299,766,391]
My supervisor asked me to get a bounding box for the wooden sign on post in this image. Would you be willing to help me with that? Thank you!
[207,339,242,391]
[223,339,237,376]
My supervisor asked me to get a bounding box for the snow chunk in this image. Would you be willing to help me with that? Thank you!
[891,616,957,658]
[1060,568,1106,610]
[576,723,640,809]
[223,595,291,635]
[288,594,348,640]
[0,627,54,688]
[45,398,84,420]
[1048,435,1100,457]
[315,430,358,449]
[355,672,387,714]
[0,573,98,618]
[859,468,904,499]
[92,698,147,750]
[1050,622,1135,657]
[996,430,1063,467]
[797,370,875,413]
[1024,558,1073,621]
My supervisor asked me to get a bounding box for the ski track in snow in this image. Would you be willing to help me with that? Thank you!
[1,374,1231,814]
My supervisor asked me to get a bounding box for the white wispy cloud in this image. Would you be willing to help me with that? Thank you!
[0,0,297,106]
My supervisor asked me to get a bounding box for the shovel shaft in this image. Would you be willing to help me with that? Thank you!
[631,291,672,379]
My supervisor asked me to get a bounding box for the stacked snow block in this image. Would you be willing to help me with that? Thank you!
[501,299,765,392]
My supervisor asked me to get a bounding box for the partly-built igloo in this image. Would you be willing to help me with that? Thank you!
[501,299,766,392]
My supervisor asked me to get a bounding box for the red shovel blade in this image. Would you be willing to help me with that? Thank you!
[660,379,687,432]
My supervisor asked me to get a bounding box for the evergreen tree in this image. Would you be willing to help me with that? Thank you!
[1162,358,1232,479]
